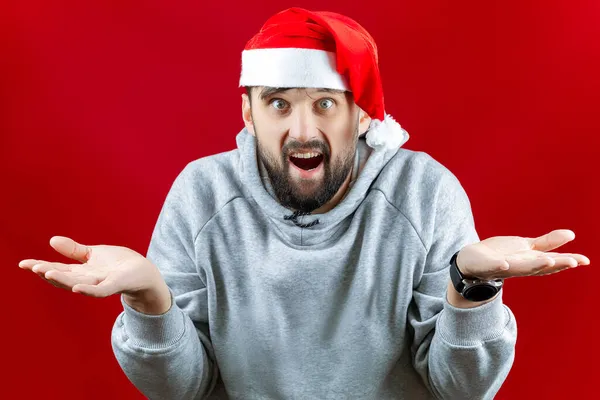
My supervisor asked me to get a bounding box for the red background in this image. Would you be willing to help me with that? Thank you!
[2,1,598,398]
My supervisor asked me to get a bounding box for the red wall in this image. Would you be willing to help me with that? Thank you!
[2,1,598,398]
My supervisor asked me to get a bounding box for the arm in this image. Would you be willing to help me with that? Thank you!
[408,171,517,400]
[111,166,218,400]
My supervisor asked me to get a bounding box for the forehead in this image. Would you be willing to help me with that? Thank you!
[256,87,349,100]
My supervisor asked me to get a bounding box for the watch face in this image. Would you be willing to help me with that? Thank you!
[463,285,499,302]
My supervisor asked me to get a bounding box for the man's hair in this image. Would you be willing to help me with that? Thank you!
[245,86,255,105]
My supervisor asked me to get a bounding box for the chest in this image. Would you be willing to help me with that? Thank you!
[196,200,426,333]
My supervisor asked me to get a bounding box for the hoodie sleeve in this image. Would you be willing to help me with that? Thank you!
[408,169,517,400]
[111,165,219,400]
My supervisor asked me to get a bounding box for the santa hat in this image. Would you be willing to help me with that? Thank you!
[238,7,410,151]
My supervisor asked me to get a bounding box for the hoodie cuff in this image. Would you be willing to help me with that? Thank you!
[119,289,186,350]
[437,290,511,346]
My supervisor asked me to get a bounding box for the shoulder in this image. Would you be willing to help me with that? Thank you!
[374,148,466,204]
[182,148,242,189]
[372,148,474,248]
[163,149,245,234]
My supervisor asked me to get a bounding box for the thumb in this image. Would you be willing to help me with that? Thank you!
[72,280,119,298]
[50,236,92,263]
[530,229,575,252]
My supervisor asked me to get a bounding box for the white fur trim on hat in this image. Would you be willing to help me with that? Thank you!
[365,114,410,150]
[239,48,351,90]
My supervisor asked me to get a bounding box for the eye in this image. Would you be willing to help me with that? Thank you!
[318,98,335,110]
[270,99,288,110]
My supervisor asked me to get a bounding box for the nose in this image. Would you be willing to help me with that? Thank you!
[288,107,319,143]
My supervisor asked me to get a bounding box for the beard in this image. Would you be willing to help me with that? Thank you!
[256,127,358,213]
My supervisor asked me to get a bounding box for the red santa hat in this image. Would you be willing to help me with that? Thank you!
[239,7,410,150]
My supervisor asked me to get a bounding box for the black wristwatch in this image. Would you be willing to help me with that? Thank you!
[449,251,503,302]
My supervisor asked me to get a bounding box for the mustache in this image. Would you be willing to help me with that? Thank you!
[282,140,330,158]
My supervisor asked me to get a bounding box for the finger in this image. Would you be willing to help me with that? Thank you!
[536,267,574,276]
[41,276,71,290]
[49,236,92,263]
[543,252,590,266]
[44,270,99,288]
[535,264,576,276]
[535,256,580,276]
[18,259,51,270]
[72,280,119,298]
[530,229,575,252]
[31,262,74,274]
[501,254,556,277]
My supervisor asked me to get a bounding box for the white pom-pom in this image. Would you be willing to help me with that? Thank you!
[365,113,410,150]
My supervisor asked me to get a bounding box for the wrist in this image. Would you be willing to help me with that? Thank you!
[456,249,475,278]
[123,281,172,315]
[447,280,499,308]
[448,249,503,307]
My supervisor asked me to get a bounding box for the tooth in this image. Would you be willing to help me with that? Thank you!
[292,152,320,158]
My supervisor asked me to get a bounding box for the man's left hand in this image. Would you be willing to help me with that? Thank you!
[457,229,590,280]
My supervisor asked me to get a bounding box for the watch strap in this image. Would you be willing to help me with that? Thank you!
[449,250,504,301]
[449,251,466,293]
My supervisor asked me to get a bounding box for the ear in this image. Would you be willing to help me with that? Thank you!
[241,93,256,136]
[357,107,372,136]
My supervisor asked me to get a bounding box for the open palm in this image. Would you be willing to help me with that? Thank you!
[458,229,591,279]
[18,236,160,298]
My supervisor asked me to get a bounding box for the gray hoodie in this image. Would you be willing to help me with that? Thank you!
[111,128,517,399]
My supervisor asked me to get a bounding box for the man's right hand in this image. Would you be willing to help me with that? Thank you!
[18,236,172,315]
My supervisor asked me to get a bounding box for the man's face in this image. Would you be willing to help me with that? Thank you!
[242,87,364,213]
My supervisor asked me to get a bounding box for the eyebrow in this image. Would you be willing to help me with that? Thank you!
[258,87,347,101]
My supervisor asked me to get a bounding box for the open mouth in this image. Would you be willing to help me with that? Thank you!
[289,152,324,171]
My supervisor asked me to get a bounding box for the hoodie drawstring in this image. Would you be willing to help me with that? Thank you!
[284,210,320,228]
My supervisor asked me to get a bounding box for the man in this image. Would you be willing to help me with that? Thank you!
[19,7,590,400]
